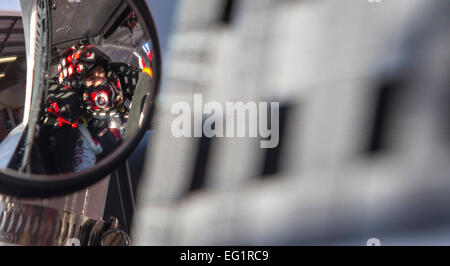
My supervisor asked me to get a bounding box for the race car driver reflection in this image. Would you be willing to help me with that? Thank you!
[42,44,151,173]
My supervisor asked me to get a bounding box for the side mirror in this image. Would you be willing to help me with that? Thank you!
[0,0,161,198]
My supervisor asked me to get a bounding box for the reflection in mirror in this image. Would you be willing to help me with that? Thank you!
[0,0,156,176]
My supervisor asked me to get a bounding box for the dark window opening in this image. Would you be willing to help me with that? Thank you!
[366,80,402,154]
[221,0,237,25]
[260,103,293,178]
[188,120,215,192]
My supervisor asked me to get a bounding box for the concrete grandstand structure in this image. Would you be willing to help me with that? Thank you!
[134,0,450,245]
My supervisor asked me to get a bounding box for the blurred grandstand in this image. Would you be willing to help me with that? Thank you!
[133,0,450,245]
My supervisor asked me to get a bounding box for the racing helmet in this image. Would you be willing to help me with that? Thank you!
[57,45,123,113]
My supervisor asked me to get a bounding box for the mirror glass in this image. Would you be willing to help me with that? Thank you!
[0,0,157,177]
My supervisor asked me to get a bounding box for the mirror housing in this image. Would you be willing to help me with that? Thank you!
[0,0,161,198]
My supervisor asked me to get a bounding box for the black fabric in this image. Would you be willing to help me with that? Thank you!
[36,125,80,173]
[86,117,121,160]
[53,127,80,173]
[96,129,122,160]
[87,117,109,131]
[46,85,83,123]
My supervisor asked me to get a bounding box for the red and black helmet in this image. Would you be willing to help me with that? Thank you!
[57,44,124,113]
[57,44,111,86]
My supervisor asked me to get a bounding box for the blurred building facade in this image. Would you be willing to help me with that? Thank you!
[134,0,450,245]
